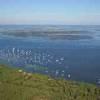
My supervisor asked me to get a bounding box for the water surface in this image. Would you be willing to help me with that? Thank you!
[0,25,100,84]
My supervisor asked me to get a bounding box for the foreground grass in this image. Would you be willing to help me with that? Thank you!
[0,65,100,100]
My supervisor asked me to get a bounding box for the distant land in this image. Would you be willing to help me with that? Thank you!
[0,25,93,40]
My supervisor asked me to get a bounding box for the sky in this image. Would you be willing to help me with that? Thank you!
[0,0,100,25]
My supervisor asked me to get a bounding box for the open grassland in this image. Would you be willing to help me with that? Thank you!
[0,65,100,100]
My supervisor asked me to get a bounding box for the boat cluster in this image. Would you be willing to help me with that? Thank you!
[0,47,65,67]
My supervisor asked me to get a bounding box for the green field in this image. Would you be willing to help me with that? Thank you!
[0,65,100,100]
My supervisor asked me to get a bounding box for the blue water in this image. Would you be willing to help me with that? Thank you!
[0,25,100,84]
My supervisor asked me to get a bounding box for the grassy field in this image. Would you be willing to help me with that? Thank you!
[0,65,100,100]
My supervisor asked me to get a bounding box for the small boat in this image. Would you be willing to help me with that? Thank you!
[68,74,71,78]
[97,79,100,85]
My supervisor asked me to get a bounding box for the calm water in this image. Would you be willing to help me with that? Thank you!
[0,25,100,84]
